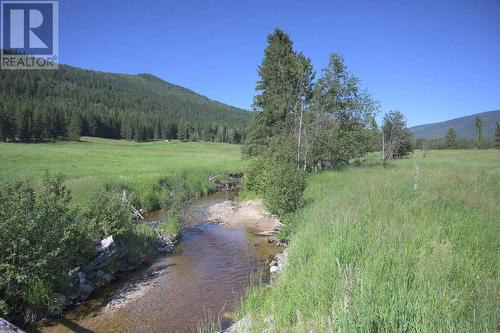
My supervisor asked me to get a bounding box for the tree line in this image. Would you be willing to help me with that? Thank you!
[415,117,500,150]
[0,61,252,143]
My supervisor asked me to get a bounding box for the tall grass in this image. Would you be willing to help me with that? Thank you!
[238,149,499,332]
[0,137,245,210]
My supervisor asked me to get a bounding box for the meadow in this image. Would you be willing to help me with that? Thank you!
[239,149,499,332]
[0,137,245,209]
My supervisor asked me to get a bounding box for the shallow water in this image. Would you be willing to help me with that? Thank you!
[36,193,277,333]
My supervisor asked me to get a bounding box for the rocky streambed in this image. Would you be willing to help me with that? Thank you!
[35,192,282,333]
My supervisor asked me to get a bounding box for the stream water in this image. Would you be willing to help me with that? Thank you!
[36,193,278,333]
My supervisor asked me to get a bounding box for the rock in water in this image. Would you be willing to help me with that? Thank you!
[0,318,25,333]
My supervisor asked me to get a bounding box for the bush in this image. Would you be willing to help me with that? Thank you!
[0,175,80,322]
[263,162,307,217]
[158,215,182,237]
[0,174,137,323]
[79,191,133,241]
[245,155,307,218]
[141,190,162,212]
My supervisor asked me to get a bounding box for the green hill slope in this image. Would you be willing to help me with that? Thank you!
[410,110,500,139]
[0,63,253,142]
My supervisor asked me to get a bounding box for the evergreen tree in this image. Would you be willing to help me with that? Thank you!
[16,106,32,141]
[247,28,316,165]
[495,122,500,149]
[67,113,82,141]
[32,107,44,140]
[445,127,457,149]
[0,103,11,142]
[134,124,146,142]
[475,116,482,148]
[249,28,299,147]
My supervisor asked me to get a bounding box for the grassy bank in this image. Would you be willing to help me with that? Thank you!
[0,137,245,210]
[239,150,499,331]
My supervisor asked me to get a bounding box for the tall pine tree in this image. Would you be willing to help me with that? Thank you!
[474,116,482,148]
[445,128,457,149]
[495,121,500,149]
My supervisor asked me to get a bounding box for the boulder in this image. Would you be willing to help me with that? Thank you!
[101,273,113,284]
[98,235,115,253]
[157,236,176,253]
[79,283,95,296]
[67,292,78,301]
[0,318,25,333]
[88,235,126,270]
[76,271,86,281]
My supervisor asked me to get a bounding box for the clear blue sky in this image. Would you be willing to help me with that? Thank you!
[59,0,500,127]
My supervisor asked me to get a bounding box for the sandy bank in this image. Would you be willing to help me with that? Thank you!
[206,198,280,232]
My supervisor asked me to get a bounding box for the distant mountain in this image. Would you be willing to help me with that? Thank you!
[0,61,253,142]
[410,110,500,139]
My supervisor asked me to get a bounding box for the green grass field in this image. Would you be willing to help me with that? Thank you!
[0,137,245,208]
[239,149,499,332]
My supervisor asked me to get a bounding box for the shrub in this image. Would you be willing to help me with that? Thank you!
[141,190,162,211]
[158,215,182,237]
[79,191,133,241]
[0,175,79,322]
[262,161,307,217]
[245,155,307,218]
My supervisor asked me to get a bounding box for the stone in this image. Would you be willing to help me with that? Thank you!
[101,273,113,284]
[270,266,279,273]
[68,292,78,301]
[98,235,115,252]
[89,236,126,270]
[0,317,25,333]
[79,283,94,295]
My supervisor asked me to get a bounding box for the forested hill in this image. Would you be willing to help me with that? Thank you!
[410,110,500,139]
[0,63,253,142]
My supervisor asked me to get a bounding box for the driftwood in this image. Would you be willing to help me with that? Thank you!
[256,221,284,236]
[208,172,243,191]
[122,190,144,220]
[131,205,144,220]
[256,230,276,236]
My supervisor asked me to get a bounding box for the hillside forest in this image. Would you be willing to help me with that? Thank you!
[0,58,253,143]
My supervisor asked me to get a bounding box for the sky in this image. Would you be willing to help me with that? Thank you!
[59,0,500,127]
